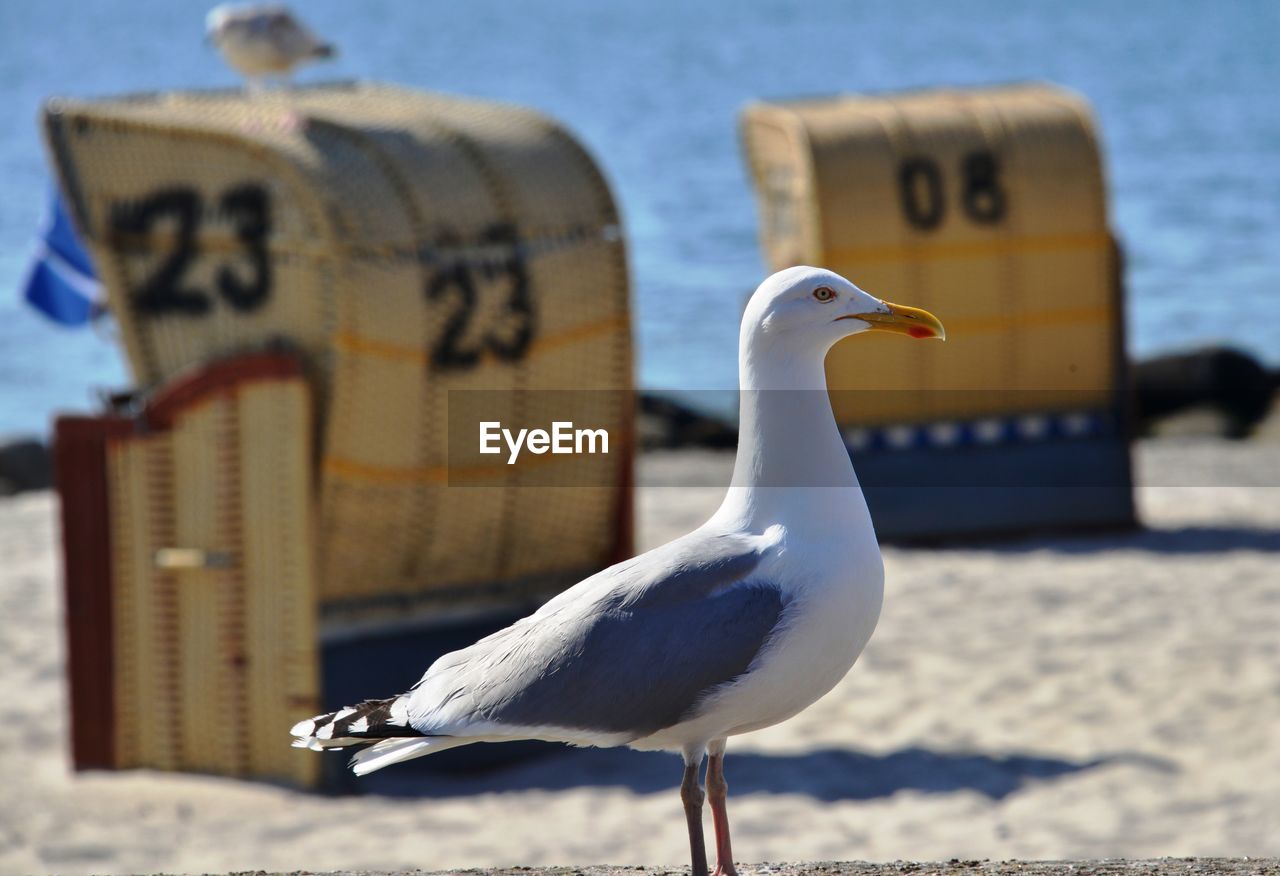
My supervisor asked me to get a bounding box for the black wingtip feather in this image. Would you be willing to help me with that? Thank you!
[325,697,422,740]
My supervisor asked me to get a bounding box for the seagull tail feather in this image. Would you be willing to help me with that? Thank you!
[290,695,424,753]
[349,736,470,775]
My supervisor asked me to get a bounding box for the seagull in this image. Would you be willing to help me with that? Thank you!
[291,266,945,876]
[205,3,335,90]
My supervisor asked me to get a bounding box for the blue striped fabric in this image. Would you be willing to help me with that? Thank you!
[22,187,102,326]
[843,410,1115,452]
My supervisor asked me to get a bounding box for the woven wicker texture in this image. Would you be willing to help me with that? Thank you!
[106,371,319,786]
[741,83,1118,425]
[43,83,633,617]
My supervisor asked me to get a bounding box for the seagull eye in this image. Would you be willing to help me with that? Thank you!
[813,286,836,302]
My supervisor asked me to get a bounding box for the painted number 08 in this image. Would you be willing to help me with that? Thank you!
[898,150,1006,231]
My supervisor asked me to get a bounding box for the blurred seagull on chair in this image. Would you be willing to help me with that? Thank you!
[206,3,335,90]
[291,267,945,876]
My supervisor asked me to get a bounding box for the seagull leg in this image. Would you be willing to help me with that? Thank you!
[706,740,737,876]
[680,754,709,876]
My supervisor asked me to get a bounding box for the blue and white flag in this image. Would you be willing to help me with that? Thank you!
[22,187,103,326]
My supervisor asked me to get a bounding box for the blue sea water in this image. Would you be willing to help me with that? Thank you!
[1,0,1277,435]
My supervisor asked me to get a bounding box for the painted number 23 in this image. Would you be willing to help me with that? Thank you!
[111,184,272,317]
[425,223,535,372]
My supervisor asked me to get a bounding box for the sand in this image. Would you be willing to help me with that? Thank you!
[279,861,1280,876]
[1,440,1278,875]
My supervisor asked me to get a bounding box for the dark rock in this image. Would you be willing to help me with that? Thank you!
[1133,347,1277,439]
[0,437,52,496]
[637,393,737,450]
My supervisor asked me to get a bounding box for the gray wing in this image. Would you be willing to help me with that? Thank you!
[407,530,786,739]
[254,8,326,55]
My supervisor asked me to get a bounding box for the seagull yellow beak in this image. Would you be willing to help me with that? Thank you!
[837,301,946,340]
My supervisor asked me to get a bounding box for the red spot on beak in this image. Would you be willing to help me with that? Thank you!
[907,325,933,339]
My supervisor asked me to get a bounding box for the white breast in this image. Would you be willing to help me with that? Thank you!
[631,513,884,753]
[218,35,297,75]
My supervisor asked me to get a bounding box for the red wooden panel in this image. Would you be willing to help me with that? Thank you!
[54,414,133,770]
[145,352,306,430]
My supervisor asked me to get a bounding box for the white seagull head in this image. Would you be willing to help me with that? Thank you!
[742,265,946,362]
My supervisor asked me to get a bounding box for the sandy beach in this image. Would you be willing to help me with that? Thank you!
[1,439,1278,875]
[269,861,1280,876]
